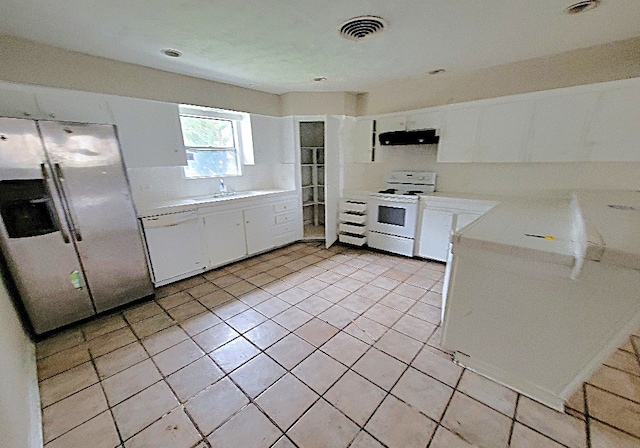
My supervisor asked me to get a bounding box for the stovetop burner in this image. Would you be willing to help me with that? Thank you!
[376,189,426,196]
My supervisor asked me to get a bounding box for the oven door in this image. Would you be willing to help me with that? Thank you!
[368,196,419,239]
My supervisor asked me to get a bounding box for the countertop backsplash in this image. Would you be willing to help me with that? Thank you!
[127,163,296,209]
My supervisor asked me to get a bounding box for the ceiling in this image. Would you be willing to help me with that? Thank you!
[1,1,639,95]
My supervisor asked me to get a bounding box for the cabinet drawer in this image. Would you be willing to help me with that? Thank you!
[339,212,367,225]
[273,221,298,236]
[339,223,367,236]
[339,234,367,246]
[275,212,296,225]
[274,233,297,248]
[273,200,297,213]
[340,200,367,213]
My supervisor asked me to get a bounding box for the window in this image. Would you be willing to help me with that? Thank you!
[179,106,253,178]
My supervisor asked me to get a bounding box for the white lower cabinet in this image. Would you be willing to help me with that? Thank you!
[203,210,247,268]
[200,195,300,270]
[244,205,275,255]
[418,209,454,262]
[144,195,301,283]
[417,197,497,262]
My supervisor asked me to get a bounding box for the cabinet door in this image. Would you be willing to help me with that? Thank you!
[418,209,454,262]
[35,92,114,124]
[526,92,598,162]
[0,89,41,119]
[109,97,187,168]
[244,205,274,255]
[251,114,282,165]
[407,110,441,131]
[586,85,640,161]
[376,115,407,133]
[280,116,297,164]
[437,106,482,162]
[348,118,373,163]
[203,210,246,268]
[324,115,341,248]
[475,101,532,163]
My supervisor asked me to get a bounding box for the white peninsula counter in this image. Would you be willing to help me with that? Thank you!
[441,190,640,410]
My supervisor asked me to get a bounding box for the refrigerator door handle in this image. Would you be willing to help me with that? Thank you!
[53,162,83,242]
[41,163,71,244]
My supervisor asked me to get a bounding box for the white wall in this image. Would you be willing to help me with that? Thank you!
[281,92,357,116]
[359,36,640,115]
[344,145,640,195]
[0,35,281,116]
[0,275,42,448]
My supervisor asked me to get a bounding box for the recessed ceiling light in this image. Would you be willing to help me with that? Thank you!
[162,49,182,58]
[429,69,446,75]
[564,0,600,14]
[339,16,387,41]
[313,77,327,82]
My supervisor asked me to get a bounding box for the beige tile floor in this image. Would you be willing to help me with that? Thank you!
[36,242,640,448]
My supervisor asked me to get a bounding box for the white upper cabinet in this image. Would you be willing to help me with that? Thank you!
[475,100,533,163]
[0,89,41,119]
[525,92,599,162]
[109,97,187,168]
[35,92,114,124]
[280,116,297,164]
[437,105,482,163]
[0,88,113,123]
[586,84,640,161]
[376,110,441,134]
[376,115,407,134]
[406,110,441,130]
[250,114,282,164]
[349,118,373,163]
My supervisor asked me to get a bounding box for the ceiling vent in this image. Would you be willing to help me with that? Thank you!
[564,0,600,14]
[339,16,387,41]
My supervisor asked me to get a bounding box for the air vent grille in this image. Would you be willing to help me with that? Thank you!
[339,16,387,41]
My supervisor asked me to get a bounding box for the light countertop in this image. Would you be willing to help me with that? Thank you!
[573,190,640,270]
[452,189,640,273]
[452,196,577,267]
[136,189,295,218]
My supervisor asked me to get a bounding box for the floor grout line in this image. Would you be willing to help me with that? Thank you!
[36,241,640,447]
[507,393,521,446]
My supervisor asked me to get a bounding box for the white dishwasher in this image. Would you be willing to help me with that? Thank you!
[141,210,205,286]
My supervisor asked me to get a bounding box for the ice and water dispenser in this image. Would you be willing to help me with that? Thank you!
[0,179,58,238]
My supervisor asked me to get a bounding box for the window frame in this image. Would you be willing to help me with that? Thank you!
[179,105,248,179]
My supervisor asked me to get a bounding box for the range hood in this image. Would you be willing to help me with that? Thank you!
[378,129,439,146]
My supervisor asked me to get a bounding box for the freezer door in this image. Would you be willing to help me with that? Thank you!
[0,118,94,334]
[38,121,153,313]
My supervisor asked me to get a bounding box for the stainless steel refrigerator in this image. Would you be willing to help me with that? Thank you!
[0,117,153,334]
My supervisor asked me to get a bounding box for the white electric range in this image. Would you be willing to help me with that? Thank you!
[368,171,436,256]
